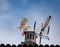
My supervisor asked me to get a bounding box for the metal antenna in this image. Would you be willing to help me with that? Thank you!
[47,25,50,35]
[39,23,43,45]
[33,21,36,31]
[40,31,42,45]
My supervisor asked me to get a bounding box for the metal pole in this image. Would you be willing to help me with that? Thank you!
[40,31,42,45]
[39,23,43,45]
[34,21,36,31]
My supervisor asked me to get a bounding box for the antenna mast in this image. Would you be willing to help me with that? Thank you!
[39,16,51,45]
[39,23,43,45]
[33,21,36,31]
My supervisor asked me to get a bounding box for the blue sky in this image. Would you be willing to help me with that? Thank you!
[0,0,60,45]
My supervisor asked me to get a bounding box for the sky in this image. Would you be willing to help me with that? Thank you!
[0,0,60,45]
